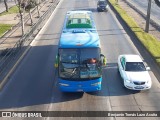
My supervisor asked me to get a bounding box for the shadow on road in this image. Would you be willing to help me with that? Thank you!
[0,49,140,109]
[87,63,141,96]
[0,45,83,109]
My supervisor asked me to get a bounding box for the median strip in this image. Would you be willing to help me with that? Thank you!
[109,0,160,66]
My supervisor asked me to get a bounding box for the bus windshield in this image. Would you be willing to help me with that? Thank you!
[59,48,102,80]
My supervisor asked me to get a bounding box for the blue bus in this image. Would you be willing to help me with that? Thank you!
[55,11,106,92]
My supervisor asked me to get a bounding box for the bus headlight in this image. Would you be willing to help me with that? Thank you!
[91,82,101,86]
[59,83,69,86]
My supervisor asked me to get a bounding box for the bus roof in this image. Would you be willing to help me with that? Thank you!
[64,11,96,29]
[59,11,100,48]
[66,12,92,28]
[59,30,100,48]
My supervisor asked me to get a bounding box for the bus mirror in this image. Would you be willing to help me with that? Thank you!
[54,63,58,68]
[102,57,107,66]
[54,55,59,68]
[100,54,107,66]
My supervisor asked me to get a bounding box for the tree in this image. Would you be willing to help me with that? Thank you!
[36,0,40,18]
[145,0,152,33]
[25,0,37,26]
[13,0,42,35]
[14,0,28,36]
[154,0,160,7]
[4,0,9,12]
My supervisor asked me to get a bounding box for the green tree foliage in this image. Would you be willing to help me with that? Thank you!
[25,0,37,11]
[154,0,160,7]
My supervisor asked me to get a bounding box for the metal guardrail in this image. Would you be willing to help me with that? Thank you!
[0,0,60,81]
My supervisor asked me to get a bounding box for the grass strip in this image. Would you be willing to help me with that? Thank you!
[109,0,160,65]
[0,24,13,37]
[0,6,19,16]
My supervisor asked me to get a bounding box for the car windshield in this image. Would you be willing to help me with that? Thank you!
[98,1,107,5]
[59,48,102,80]
[125,62,146,71]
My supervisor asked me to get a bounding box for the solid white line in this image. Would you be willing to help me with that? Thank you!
[31,1,60,46]
[45,0,64,120]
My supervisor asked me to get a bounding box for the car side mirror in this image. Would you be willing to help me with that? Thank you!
[146,67,150,71]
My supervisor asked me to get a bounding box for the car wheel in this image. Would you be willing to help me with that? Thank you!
[122,80,128,90]
[117,68,120,74]
[118,68,123,79]
[123,81,126,88]
[117,67,120,75]
[87,91,99,95]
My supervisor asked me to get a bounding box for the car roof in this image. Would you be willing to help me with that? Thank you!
[124,55,143,62]
[98,0,106,2]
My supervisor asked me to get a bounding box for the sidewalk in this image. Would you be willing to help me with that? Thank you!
[0,0,56,52]
[0,0,59,77]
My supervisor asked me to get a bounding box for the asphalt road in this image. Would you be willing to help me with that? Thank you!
[127,0,160,24]
[0,0,160,120]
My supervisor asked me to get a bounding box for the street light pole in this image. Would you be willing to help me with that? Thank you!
[145,0,152,33]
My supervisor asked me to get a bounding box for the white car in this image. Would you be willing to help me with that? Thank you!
[118,55,152,90]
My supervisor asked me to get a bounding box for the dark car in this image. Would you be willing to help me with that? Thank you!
[97,0,109,12]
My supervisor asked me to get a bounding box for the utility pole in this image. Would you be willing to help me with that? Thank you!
[145,0,152,33]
